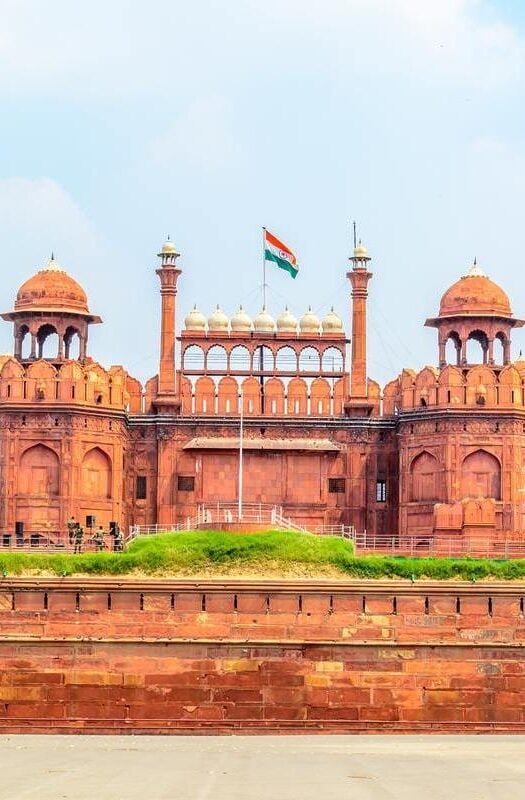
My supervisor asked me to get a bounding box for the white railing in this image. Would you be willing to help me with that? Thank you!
[353,533,525,559]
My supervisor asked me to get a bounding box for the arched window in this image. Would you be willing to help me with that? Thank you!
[206,345,228,372]
[461,450,501,500]
[19,444,60,496]
[321,347,344,373]
[444,332,461,366]
[253,345,274,371]
[81,447,112,499]
[494,332,507,364]
[18,325,30,359]
[229,345,251,371]
[298,346,320,372]
[410,451,440,502]
[466,330,488,365]
[64,326,81,360]
[37,324,59,359]
[275,346,297,372]
[182,345,205,371]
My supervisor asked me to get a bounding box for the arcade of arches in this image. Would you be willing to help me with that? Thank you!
[2,246,525,545]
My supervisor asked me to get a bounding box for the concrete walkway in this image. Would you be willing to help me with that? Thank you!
[0,735,523,800]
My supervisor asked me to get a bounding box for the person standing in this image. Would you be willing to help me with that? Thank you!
[92,526,105,552]
[67,516,77,546]
[73,524,84,554]
[113,526,124,552]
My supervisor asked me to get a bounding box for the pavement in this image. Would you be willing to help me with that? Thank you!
[0,734,523,800]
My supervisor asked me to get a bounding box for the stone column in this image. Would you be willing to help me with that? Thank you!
[156,242,182,397]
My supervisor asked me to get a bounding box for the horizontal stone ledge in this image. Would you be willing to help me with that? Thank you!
[0,636,524,648]
[1,578,525,595]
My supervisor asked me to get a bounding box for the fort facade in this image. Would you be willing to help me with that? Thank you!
[1,240,525,544]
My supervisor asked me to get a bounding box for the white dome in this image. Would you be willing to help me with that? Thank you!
[276,307,298,334]
[208,305,229,332]
[300,306,320,334]
[353,241,368,258]
[184,305,206,331]
[231,305,252,332]
[159,236,178,255]
[254,307,275,333]
[321,307,343,334]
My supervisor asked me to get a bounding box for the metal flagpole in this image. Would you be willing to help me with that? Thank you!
[262,226,266,308]
[238,389,244,521]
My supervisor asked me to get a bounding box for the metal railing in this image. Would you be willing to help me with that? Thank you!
[0,535,119,554]
[353,532,525,559]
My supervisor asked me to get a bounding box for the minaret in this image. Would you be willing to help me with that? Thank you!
[156,237,182,399]
[347,241,373,413]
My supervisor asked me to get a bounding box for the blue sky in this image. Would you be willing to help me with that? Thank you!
[1,0,525,386]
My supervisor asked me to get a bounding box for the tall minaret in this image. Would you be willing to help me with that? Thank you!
[156,237,182,399]
[347,241,373,410]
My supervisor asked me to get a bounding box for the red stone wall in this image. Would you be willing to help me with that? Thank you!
[0,579,524,733]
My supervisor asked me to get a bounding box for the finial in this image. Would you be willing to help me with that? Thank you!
[474,256,477,265]
[51,251,54,261]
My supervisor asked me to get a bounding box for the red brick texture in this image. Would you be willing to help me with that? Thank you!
[0,580,524,733]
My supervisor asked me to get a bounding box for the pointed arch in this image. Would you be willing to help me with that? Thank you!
[19,444,60,496]
[461,449,501,501]
[410,451,440,502]
[265,377,285,415]
[217,376,238,414]
[195,376,215,415]
[180,375,193,414]
[287,377,308,415]
[311,377,331,415]
[241,377,261,415]
[81,447,112,499]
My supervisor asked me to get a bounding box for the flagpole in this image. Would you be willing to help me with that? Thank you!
[262,226,266,308]
[238,389,244,521]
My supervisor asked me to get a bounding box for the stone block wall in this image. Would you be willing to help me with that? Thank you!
[0,579,524,733]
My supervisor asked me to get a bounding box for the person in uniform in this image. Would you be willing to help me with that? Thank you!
[73,524,84,554]
[67,517,77,546]
[113,526,124,552]
[92,526,105,552]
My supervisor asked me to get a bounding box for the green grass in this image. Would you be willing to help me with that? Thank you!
[1,530,525,580]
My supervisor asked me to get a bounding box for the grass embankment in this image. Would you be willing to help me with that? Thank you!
[1,530,525,580]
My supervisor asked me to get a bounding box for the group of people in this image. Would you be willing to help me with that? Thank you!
[66,518,124,554]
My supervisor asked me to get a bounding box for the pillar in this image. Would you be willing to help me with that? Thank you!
[438,339,446,368]
[156,239,182,397]
[347,243,372,399]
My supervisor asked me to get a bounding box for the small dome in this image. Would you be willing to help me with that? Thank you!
[300,306,320,334]
[231,305,252,332]
[15,255,89,314]
[160,236,178,255]
[208,305,229,331]
[276,307,298,334]
[321,307,343,334]
[184,305,206,331]
[254,308,275,333]
[439,263,511,318]
[353,241,368,258]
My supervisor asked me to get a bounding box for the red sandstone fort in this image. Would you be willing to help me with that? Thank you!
[1,239,524,544]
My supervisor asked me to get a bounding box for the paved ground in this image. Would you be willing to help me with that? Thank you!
[0,734,524,800]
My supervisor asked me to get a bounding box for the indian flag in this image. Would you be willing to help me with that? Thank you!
[264,228,298,279]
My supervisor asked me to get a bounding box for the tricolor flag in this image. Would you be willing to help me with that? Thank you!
[264,228,298,279]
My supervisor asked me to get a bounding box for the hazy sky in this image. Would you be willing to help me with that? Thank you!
[1,0,525,387]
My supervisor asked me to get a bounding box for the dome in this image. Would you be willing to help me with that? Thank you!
[353,241,369,259]
[253,308,275,333]
[321,307,343,334]
[159,236,178,255]
[276,307,298,334]
[184,305,206,331]
[208,305,229,332]
[15,256,89,314]
[300,306,320,334]
[231,305,252,332]
[439,263,512,318]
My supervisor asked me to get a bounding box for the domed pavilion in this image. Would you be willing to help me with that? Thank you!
[425,261,524,367]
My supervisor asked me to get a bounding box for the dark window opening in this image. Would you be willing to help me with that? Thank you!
[136,475,147,500]
[376,479,387,502]
[178,475,195,492]
[328,478,346,494]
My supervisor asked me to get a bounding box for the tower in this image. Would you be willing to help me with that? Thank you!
[155,237,182,405]
[346,241,373,415]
